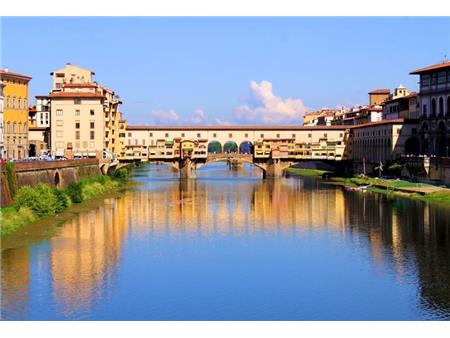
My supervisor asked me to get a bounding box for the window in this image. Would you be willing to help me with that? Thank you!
[75,121,80,129]
[128,132,131,137]
[339,133,343,138]
[308,133,312,138]
[90,131,95,140]
[75,131,80,140]
[423,104,427,115]
[276,134,280,138]
[229,133,233,138]
[181,133,185,137]
[292,134,296,138]
[90,121,95,129]
[142,139,146,145]
[324,133,327,138]
[74,98,81,105]
[149,132,153,137]
[56,120,63,126]
[23,99,27,109]
[56,130,63,138]
[213,133,217,138]
[89,142,95,149]
[165,133,169,137]
[438,72,446,84]
[75,109,80,116]
[90,109,95,116]
[56,109,63,116]
[260,133,264,138]
[197,133,201,138]
[82,141,88,148]
[245,133,249,138]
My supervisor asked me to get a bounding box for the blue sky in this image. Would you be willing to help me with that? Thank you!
[1,17,449,125]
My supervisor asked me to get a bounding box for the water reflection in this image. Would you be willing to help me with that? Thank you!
[1,164,449,320]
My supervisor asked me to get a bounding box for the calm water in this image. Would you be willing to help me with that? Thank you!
[1,163,450,320]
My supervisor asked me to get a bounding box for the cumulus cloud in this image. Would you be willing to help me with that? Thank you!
[149,80,306,125]
[234,80,306,125]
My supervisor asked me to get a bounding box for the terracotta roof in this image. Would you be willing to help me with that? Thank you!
[0,69,32,80]
[63,83,97,88]
[126,125,349,131]
[369,89,391,94]
[351,119,406,129]
[28,106,37,113]
[49,92,103,99]
[410,61,450,74]
[384,92,418,104]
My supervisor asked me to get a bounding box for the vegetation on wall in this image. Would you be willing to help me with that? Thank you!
[4,162,18,199]
[1,170,131,237]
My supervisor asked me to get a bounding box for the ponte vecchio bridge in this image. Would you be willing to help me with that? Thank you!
[122,125,351,178]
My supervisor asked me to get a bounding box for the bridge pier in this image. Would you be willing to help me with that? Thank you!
[179,159,196,179]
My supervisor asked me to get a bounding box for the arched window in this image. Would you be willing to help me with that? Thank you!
[6,122,10,133]
[447,96,450,116]
[18,122,22,133]
[6,96,10,108]
[24,99,27,109]
[12,122,16,133]
[431,98,436,116]
[23,123,27,133]
[18,98,21,110]
[439,97,444,116]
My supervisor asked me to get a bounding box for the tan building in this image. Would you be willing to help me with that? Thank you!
[369,88,391,106]
[0,69,32,160]
[48,64,124,159]
[349,119,419,173]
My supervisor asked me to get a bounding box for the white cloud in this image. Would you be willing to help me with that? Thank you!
[149,80,306,125]
[234,80,306,125]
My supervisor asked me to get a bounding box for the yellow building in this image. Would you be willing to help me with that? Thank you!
[0,69,32,159]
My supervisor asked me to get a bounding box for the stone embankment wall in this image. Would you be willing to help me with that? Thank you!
[1,159,100,207]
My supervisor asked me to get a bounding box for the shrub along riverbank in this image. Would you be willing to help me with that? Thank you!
[286,168,450,206]
[0,168,131,236]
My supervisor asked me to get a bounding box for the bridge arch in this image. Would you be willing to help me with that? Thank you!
[223,140,238,153]
[207,140,222,154]
[239,140,253,154]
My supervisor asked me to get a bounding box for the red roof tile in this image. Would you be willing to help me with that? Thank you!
[49,92,103,99]
[0,69,32,80]
[410,61,450,74]
[368,89,391,94]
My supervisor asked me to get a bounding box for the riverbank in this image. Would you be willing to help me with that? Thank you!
[0,168,132,237]
[286,168,450,206]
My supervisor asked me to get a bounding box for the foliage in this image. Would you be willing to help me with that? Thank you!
[13,184,67,217]
[0,207,36,236]
[67,181,83,203]
[4,162,18,199]
[109,168,129,183]
[1,173,128,237]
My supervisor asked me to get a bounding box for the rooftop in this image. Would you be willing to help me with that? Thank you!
[369,89,391,94]
[49,92,104,99]
[0,69,32,81]
[410,61,450,75]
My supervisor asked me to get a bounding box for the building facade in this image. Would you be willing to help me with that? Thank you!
[47,64,124,159]
[410,61,450,157]
[349,119,419,173]
[0,69,32,160]
[0,81,4,159]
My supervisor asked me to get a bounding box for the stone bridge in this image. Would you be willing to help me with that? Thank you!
[167,153,295,179]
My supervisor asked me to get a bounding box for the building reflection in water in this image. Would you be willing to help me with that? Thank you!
[1,165,449,319]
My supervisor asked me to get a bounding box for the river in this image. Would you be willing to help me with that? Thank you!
[1,163,449,320]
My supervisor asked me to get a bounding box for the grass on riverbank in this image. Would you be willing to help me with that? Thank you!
[286,168,450,206]
[0,168,130,236]
[285,168,332,177]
